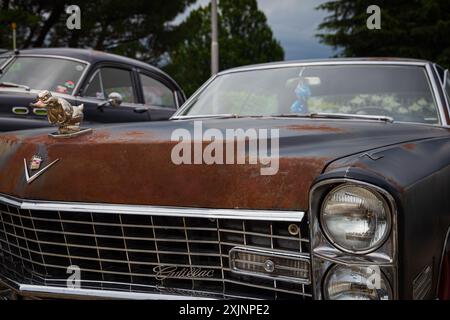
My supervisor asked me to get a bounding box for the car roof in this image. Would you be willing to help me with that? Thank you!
[0,47,182,90]
[220,57,433,74]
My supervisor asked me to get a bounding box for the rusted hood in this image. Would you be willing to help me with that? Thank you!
[0,118,448,210]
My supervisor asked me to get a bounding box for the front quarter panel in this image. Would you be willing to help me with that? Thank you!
[318,135,450,299]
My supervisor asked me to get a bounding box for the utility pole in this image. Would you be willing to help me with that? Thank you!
[211,0,219,75]
[11,22,17,52]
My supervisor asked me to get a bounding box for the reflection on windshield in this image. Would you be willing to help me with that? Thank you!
[180,65,440,125]
[0,57,87,95]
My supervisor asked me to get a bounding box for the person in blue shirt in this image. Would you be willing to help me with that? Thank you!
[290,78,311,113]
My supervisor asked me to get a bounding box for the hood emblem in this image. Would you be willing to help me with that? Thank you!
[24,155,60,184]
[30,90,92,139]
[29,155,43,170]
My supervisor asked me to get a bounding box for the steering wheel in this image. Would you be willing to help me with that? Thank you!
[352,106,395,118]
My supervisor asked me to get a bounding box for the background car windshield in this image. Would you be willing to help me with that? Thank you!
[181,65,440,124]
[0,57,87,95]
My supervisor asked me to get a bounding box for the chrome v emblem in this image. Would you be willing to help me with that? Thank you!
[23,158,60,184]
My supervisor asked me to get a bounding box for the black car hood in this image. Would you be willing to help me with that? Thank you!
[0,118,448,210]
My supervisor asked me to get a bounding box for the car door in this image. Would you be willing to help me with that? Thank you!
[138,72,179,120]
[80,65,150,123]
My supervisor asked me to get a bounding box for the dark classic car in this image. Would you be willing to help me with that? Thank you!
[0,58,449,300]
[0,48,185,132]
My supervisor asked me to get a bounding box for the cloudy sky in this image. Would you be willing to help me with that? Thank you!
[174,0,335,60]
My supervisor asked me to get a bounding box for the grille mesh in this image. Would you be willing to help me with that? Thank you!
[0,201,311,299]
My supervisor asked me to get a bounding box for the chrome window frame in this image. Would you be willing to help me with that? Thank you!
[172,60,449,127]
[437,226,450,298]
[82,68,105,100]
[442,69,450,120]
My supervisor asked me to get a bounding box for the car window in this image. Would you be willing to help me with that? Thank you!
[0,57,87,94]
[140,74,175,108]
[181,65,440,125]
[84,71,104,99]
[100,67,135,103]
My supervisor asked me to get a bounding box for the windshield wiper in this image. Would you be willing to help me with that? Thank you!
[172,114,265,120]
[0,81,30,91]
[271,112,394,123]
[172,114,238,120]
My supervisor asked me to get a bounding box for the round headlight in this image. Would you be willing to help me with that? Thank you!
[320,184,391,253]
[323,264,392,300]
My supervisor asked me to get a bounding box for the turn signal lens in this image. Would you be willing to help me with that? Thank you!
[229,247,310,283]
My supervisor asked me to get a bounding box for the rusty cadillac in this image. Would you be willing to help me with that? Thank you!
[0,58,449,300]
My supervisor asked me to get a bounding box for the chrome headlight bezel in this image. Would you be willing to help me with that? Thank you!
[309,178,398,300]
[319,183,393,255]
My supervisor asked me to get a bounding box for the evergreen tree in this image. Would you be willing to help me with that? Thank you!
[0,0,196,64]
[317,0,450,67]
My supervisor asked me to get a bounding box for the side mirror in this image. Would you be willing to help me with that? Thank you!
[107,92,123,108]
[97,92,123,111]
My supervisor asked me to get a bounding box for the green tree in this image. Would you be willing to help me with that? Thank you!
[0,0,196,64]
[317,0,450,68]
[164,0,284,96]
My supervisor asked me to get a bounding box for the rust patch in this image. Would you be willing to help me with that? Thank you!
[0,135,329,210]
[282,124,345,133]
[403,143,416,151]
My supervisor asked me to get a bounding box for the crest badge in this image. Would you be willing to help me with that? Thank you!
[24,155,60,184]
[29,155,42,170]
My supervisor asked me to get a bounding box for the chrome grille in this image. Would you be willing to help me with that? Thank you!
[0,201,311,299]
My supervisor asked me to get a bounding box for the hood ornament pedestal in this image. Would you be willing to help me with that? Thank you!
[31,90,92,138]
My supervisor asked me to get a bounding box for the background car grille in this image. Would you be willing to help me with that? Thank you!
[0,201,311,299]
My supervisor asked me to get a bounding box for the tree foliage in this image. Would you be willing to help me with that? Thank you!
[0,0,196,64]
[317,0,450,68]
[164,0,284,96]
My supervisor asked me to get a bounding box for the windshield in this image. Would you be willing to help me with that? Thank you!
[0,57,87,95]
[178,65,440,124]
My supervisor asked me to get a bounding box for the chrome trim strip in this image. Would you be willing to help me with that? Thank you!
[219,60,428,75]
[444,69,448,88]
[0,194,305,222]
[17,285,214,300]
[436,226,450,298]
[425,63,448,126]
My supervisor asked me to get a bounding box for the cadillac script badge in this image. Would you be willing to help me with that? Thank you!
[24,155,60,184]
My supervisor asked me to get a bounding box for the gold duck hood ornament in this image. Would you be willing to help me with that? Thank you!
[31,90,92,138]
